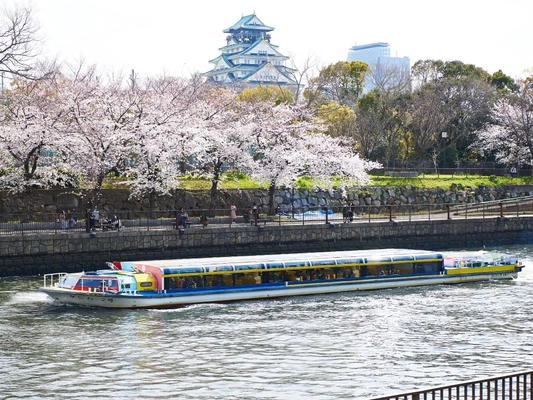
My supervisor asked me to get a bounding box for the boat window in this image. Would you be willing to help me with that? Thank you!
[415,262,441,273]
[234,272,261,285]
[377,265,396,275]
[340,268,359,278]
[78,278,107,287]
[163,267,205,275]
[74,277,118,290]
[394,264,415,274]
[391,255,414,262]
[234,263,264,271]
[336,258,364,266]
[266,262,284,269]
[310,260,336,266]
[414,253,443,261]
[365,256,392,263]
[170,276,205,289]
[284,261,309,268]
[210,275,227,287]
[269,270,292,282]
[59,275,80,289]
[207,265,234,272]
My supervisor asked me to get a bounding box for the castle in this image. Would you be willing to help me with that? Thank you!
[203,13,298,89]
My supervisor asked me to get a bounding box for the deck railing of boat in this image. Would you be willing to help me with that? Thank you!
[367,369,533,400]
[1,196,533,235]
[43,272,67,288]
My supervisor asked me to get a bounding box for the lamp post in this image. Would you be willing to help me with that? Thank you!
[291,178,295,219]
[441,132,447,174]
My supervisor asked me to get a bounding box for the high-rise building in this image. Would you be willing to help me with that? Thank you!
[204,13,298,90]
[347,42,410,93]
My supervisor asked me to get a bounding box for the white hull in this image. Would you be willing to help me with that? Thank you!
[40,272,518,309]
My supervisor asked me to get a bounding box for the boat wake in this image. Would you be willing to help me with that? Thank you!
[5,291,50,305]
[150,302,228,313]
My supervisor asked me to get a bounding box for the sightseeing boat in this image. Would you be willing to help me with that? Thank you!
[39,249,524,309]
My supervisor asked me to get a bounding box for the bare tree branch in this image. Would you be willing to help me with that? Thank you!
[0,3,46,80]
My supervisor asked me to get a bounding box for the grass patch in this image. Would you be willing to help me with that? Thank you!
[369,174,531,189]
[98,173,531,191]
[169,173,266,190]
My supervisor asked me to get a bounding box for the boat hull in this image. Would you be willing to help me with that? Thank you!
[39,271,518,309]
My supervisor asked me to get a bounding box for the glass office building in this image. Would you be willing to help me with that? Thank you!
[347,42,410,93]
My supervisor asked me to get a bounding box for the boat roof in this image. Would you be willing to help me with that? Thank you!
[118,249,444,274]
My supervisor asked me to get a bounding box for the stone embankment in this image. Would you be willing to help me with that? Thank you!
[275,184,531,213]
[0,185,531,217]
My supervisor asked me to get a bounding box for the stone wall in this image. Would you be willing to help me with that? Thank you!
[2,216,532,277]
[0,185,531,218]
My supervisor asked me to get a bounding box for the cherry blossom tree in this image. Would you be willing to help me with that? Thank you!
[303,134,380,188]
[238,101,309,211]
[0,71,74,192]
[120,75,208,199]
[190,87,252,208]
[61,64,143,201]
[241,100,378,212]
[473,78,533,166]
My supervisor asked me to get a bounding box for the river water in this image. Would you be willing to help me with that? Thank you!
[1,245,533,400]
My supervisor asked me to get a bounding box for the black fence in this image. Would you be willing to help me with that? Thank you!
[368,370,533,400]
[1,197,532,236]
[374,162,533,178]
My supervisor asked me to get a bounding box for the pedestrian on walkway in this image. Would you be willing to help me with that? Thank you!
[252,202,259,226]
[348,201,355,222]
[91,206,100,230]
[230,202,237,226]
[342,199,349,223]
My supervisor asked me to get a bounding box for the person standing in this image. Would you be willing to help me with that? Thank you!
[91,206,100,230]
[200,213,209,228]
[252,202,259,226]
[348,201,355,222]
[66,210,72,228]
[69,214,77,229]
[230,202,237,226]
[342,199,349,223]
[177,207,188,228]
[59,210,67,229]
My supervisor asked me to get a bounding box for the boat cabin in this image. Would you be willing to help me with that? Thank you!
[117,250,445,292]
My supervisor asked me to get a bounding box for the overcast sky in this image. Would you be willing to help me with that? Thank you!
[7,0,533,80]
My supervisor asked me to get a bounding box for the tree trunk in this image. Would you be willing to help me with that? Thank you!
[93,172,105,205]
[268,182,276,215]
[209,160,223,210]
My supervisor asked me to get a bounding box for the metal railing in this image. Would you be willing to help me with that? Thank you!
[368,370,533,400]
[0,197,532,235]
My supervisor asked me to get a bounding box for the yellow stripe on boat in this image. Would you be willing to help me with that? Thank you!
[446,265,517,275]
